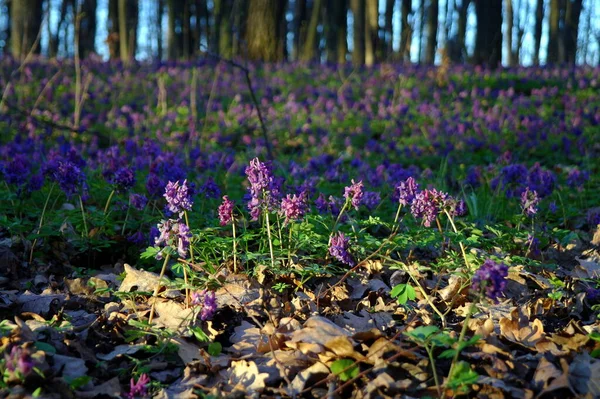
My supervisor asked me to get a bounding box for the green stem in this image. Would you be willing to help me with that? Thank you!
[442,301,476,399]
[265,211,276,269]
[121,196,131,235]
[183,211,193,307]
[443,210,472,272]
[79,195,88,238]
[148,252,171,324]
[29,183,55,264]
[328,200,349,245]
[425,344,442,397]
[392,203,403,230]
[287,226,293,267]
[232,219,238,273]
[103,189,115,215]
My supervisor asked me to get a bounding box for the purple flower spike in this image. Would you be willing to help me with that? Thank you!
[329,232,355,266]
[218,196,235,226]
[410,188,448,227]
[44,159,86,198]
[471,259,509,302]
[127,373,150,399]
[396,177,419,206]
[130,193,148,211]
[113,167,136,193]
[155,219,192,259]
[520,187,539,217]
[191,290,217,320]
[245,158,279,220]
[344,179,364,210]
[164,179,193,216]
[4,346,34,380]
[280,192,308,224]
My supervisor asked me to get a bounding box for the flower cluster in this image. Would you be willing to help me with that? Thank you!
[411,188,448,227]
[112,166,136,193]
[520,187,540,217]
[329,232,354,266]
[154,218,192,259]
[126,373,150,399]
[471,259,509,302]
[44,159,86,198]
[191,290,217,320]
[280,192,308,224]
[129,193,148,211]
[343,179,364,210]
[3,346,34,381]
[218,195,235,226]
[245,158,279,220]
[164,179,193,216]
[395,177,419,206]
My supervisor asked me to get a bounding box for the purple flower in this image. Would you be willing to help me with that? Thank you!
[245,158,279,220]
[199,177,221,199]
[155,219,192,259]
[127,231,146,246]
[145,173,163,198]
[520,187,539,217]
[280,192,308,224]
[586,288,600,303]
[471,259,508,302]
[2,154,31,186]
[588,208,600,227]
[411,189,448,227]
[127,373,150,399]
[130,193,148,211]
[362,191,381,211]
[315,194,341,216]
[218,196,235,226]
[4,346,34,380]
[343,179,364,210]
[567,168,589,190]
[329,232,354,266]
[526,234,541,257]
[395,177,419,206]
[164,180,193,216]
[191,290,217,320]
[112,167,136,193]
[527,163,555,198]
[44,159,86,198]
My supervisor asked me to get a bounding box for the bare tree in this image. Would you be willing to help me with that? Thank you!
[474,0,502,67]
[246,0,285,61]
[11,0,43,58]
[400,0,413,61]
[547,0,560,63]
[506,0,514,66]
[564,0,583,64]
[301,0,323,61]
[425,0,439,64]
[365,0,379,65]
[384,0,395,58]
[351,0,366,65]
[533,0,544,65]
[325,0,348,63]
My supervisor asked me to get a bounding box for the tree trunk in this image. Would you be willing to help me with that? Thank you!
[167,0,182,59]
[533,0,543,65]
[564,0,583,64]
[325,0,347,63]
[547,0,560,63]
[232,0,247,57]
[400,0,412,61]
[301,0,323,61]
[425,0,438,64]
[506,0,513,66]
[473,0,502,67]
[157,0,164,60]
[11,0,43,58]
[337,0,348,63]
[294,0,308,60]
[365,0,379,65]
[452,0,470,63]
[78,0,97,58]
[384,0,394,59]
[213,0,233,57]
[418,0,425,63]
[246,0,284,61]
[351,0,365,65]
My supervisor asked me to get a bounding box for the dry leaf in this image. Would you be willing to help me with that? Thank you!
[76,377,122,398]
[150,299,195,334]
[287,361,330,397]
[568,353,600,396]
[500,314,545,349]
[96,344,145,361]
[228,360,269,393]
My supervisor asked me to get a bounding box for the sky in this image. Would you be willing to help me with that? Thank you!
[3,0,600,65]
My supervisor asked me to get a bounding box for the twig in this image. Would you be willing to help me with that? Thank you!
[200,45,274,160]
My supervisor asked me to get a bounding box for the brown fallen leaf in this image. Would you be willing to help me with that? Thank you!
[286,361,330,397]
[150,299,196,334]
[499,310,546,350]
[227,359,269,393]
[17,290,65,317]
[568,353,600,397]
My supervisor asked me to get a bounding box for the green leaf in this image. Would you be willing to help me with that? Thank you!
[66,376,91,389]
[448,361,479,390]
[589,332,600,342]
[330,359,359,382]
[190,326,209,343]
[140,246,161,259]
[390,283,416,305]
[404,325,440,343]
[208,342,222,356]
[34,341,56,354]
[439,349,456,359]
